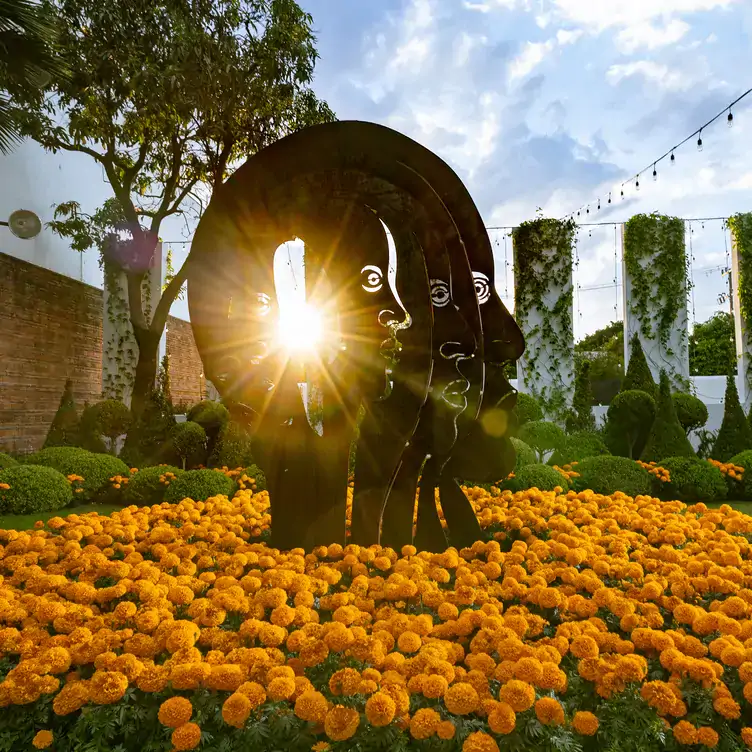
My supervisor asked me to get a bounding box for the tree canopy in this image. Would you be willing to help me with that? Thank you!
[689,311,735,376]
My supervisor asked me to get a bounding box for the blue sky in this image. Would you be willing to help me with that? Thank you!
[294,0,752,339]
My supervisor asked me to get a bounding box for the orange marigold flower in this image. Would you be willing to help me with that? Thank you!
[158,697,193,728]
[444,682,480,715]
[171,722,202,751]
[365,691,396,727]
[437,720,456,740]
[462,730,500,752]
[295,690,329,724]
[673,721,697,745]
[222,692,252,728]
[535,697,565,726]
[696,727,719,748]
[488,702,516,734]
[422,674,449,699]
[32,731,53,749]
[397,630,422,653]
[410,708,441,740]
[324,705,360,742]
[267,676,296,701]
[741,727,752,747]
[237,681,266,709]
[570,635,599,659]
[89,670,128,705]
[572,711,599,736]
[498,680,536,712]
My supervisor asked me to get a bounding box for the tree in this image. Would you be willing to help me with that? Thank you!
[672,393,708,436]
[517,421,565,463]
[43,379,79,448]
[641,371,695,463]
[15,0,334,419]
[93,399,132,454]
[566,360,595,433]
[712,375,752,461]
[575,321,624,385]
[623,333,657,398]
[0,0,68,153]
[170,421,206,470]
[604,390,656,459]
[689,312,735,376]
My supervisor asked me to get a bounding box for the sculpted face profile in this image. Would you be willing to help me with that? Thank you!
[187,119,523,552]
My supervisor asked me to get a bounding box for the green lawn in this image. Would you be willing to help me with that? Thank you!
[0,503,124,531]
[709,500,752,515]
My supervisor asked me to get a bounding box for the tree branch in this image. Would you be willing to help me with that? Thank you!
[55,140,108,163]
[164,178,199,218]
[126,271,148,331]
[151,254,190,335]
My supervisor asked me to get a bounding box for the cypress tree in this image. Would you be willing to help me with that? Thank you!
[43,379,79,448]
[566,360,596,433]
[623,333,657,398]
[641,370,694,463]
[713,375,752,461]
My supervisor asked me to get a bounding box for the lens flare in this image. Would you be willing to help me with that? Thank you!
[276,301,323,353]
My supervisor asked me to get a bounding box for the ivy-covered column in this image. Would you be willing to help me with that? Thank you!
[623,214,690,391]
[102,241,164,405]
[512,217,576,421]
[729,212,752,408]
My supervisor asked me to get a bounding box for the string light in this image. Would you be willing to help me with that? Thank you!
[559,86,752,220]
[652,163,657,181]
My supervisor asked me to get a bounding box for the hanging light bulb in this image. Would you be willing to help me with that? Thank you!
[697,130,703,151]
[635,177,640,191]
[728,110,734,127]
[608,192,612,204]
[586,205,590,214]
[670,151,675,165]
[597,199,601,210]
[652,164,658,181]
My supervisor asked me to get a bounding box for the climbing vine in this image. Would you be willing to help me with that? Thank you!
[512,216,577,421]
[728,211,752,390]
[624,213,689,390]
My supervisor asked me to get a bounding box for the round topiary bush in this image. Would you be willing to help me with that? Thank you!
[725,450,752,500]
[75,453,130,501]
[604,389,656,459]
[510,437,536,473]
[572,456,652,498]
[92,399,132,453]
[188,400,230,463]
[124,465,183,506]
[512,463,568,493]
[0,452,18,470]
[518,421,566,463]
[170,422,207,470]
[672,393,709,435]
[512,393,544,431]
[550,431,611,467]
[24,446,91,473]
[209,421,255,469]
[0,465,73,514]
[163,469,236,503]
[658,456,726,504]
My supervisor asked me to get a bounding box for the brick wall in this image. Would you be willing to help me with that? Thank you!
[0,252,204,453]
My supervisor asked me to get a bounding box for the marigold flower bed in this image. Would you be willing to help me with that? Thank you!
[1,486,752,751]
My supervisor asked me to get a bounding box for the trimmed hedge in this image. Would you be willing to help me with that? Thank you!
[512,393,544,430]
[163,469,236,503]
[170,422,207,470]
[727,450,752,500]
[640,371,694,463]
[511,463,568,493]
[713,375,752,461]
[623,333,657,398]
[550,431,610,467]
[123,465,183,506]
[572,456,652,498]
[672,393,708,435]
[510,437,536,473]
[0,465,73,514]
[658,456,726,504]
[210,421,255,469]
[0,453,18,470]
[518,421,565,463]
[604,390,656,459]
[24,447,90,473]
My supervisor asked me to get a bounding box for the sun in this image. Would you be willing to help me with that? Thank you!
[276,300,324,353]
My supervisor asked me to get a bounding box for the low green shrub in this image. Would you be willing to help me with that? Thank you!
[0,452,18,470]
[510,437,536,473]
[518,421,565,463]
[572,456,652,498]
[658,456,726,504]
[550,431,610,466]
[0,465,73,514]
[163,469,236,503]
[24,446,91,473]
[123,465,183,506]
[726,450,752,500]
[510,463,568,493]
[238,464,267,492]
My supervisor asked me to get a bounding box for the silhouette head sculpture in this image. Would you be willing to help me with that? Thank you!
[187,120,524,552]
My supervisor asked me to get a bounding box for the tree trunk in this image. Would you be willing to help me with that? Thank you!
[131,328,161,421]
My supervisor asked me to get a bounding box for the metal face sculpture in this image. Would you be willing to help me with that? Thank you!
[187,120,523,552]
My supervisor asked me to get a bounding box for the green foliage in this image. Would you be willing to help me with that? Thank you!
[163,468,236,503]
[604,389,656,459]
[671,392,708,435]
[575,321,624,389]
[92,399,132,452]
[510,463,568,493]
[76,401,108,454]
[512,392,544,430]
[123,465,183,506]
[209,421,255,469]
[169,422,207,470]
[712,375,752,461]
[689,311,735,376]
[518,420,565,463]
[0,453,18,470]
[188,400,230,464]
[641,371,695,463]
[43,378,79,448]
[16,0,334,415]
[729,212,752,389]
[550,431,610,466]
[727,450,752,500]
[510,437,537,473]
[24,445,89,471]
[658,456,727,504]
[622,333,657,398]
[512,216,577,418]
[624,213,688,388]
[0,464,72,514]
[241,464,268,492]
[572,456,652,497]
[566,359,595,432]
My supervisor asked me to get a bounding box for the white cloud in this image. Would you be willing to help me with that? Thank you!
[453,31,487,65]
[463,0,527,11]
[615,18,690,52]
[605,60,696,91]
[392,36,431,69]
[508,40,556,83]
[556,28,583,44]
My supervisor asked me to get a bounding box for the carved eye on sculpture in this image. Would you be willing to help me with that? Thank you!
[473,272,491,305]
[361,264,384,293]
[430,279,450,308]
